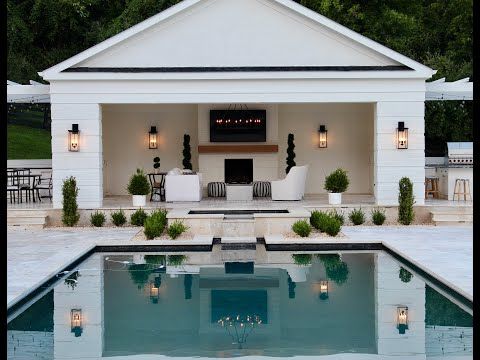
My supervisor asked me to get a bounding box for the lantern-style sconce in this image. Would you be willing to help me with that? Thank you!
[149,126,158,149]
[397,306,409,334]
[149,280,159,303]
[68,124,80,152]
[70,309,83,337]
[318,125,327,148]
[396,122,408,149]
[319,281,329,300]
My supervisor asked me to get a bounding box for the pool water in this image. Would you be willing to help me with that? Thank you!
[7,249,472,359]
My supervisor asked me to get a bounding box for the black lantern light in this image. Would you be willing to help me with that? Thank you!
[68,124,80,152]
[70,309,83,337]
[396,122,408,149]
[149,126,158,149]
[318,125,327,148]
[397,306,409,334]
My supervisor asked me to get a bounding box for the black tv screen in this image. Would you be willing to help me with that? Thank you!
[210,109,266,142]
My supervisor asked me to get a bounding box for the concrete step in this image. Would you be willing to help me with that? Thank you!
[7,210,47,227]
[221,237,257,244]
[430,207,473,226]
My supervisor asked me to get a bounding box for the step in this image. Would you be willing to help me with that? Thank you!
[430,207,473,226]
[7,210,47,227]
[221,237,257,244]
[7,216,46,227]
[221,243,256,250]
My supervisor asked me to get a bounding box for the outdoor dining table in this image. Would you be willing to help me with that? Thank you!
[6,171,42,203]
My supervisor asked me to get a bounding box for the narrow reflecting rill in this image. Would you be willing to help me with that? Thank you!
[7,251,473,359]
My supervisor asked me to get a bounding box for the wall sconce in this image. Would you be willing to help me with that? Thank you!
[397,306,409,334]
[68,124,80,152]
[396,122,408,149]
[319,280,329,300]
[70,309,83,337]
[149,126,158,149]
[150,280,159,303]
[318,125,327,148]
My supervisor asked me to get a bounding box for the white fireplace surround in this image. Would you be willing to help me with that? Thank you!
[198,153,279,194]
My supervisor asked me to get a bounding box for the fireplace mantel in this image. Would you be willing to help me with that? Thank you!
[198,144,278,154]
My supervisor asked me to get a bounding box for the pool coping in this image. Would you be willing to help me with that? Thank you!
[7,240,473,318]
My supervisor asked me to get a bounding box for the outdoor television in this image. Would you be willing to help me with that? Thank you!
[210,109,266,142]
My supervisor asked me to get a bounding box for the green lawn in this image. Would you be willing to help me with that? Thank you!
[7,124,52,159]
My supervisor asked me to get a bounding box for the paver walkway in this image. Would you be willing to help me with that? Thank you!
[7,227,139,306]
[7,225,472,307]
[343,226,473,299]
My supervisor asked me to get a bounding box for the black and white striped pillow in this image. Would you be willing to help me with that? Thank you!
[253,181,271,197]
[208,182,226,197]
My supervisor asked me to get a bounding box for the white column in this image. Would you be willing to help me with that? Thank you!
[374,101,425,205]
[51,103,103,208]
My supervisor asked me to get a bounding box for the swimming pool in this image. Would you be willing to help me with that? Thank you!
[7,247,472,359]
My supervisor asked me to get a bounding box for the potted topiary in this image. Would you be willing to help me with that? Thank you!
[324,168,349,205]
[127,168,150,207]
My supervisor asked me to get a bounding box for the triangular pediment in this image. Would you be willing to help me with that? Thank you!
[41,0,434,77]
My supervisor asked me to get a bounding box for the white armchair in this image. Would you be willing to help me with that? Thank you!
[165,170,203,202]
[271,165,309,200]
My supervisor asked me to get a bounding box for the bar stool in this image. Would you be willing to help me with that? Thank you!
[425,177,440,199]
[453,179,472,201]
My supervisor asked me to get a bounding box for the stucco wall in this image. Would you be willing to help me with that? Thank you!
[102,104,198,196]
[278,103,374,194]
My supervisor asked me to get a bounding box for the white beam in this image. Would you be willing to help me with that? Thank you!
[425,78,473,101]
[7,83,50,103]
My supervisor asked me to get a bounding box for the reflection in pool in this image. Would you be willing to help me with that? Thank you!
[7,250,472,359]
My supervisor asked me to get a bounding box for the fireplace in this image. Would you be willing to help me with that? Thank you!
[225,159,253,184]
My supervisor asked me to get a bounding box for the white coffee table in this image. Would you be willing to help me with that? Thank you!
[226,184,253,201]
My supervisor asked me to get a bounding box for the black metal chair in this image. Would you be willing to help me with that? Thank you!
[36,171,53,202]
[13,169,32,203]
[7,170,19,204]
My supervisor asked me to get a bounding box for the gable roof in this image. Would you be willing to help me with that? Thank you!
[39,0,435,80]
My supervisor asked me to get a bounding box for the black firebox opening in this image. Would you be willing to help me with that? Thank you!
[225,159,253,184]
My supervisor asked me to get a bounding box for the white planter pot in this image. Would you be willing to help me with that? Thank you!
[328,192,342,205]
[132,195,146,207]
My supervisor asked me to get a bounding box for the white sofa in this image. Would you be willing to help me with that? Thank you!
[271,165,309,201]
[165,168,203,202]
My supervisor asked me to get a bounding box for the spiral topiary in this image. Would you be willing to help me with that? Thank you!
[285,133,296,174]
[182,134,192,170]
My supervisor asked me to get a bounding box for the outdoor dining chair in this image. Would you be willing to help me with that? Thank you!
[35,171,53,202]
[7,169,19,204]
